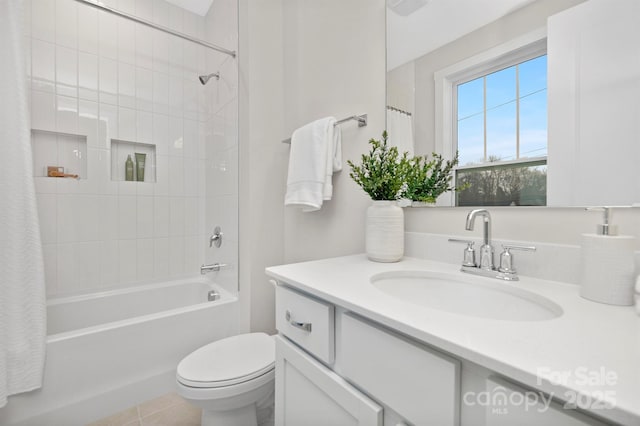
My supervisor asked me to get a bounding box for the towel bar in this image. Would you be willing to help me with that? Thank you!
[282,114,367,144]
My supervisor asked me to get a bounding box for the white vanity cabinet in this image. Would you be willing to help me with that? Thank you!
[274,283,611,426]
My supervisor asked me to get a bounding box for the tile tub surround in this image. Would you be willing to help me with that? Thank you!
[87,393,201,426]
[266,255,640,425]
[27,0,239,297]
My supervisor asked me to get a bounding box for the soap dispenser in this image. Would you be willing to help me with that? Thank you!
[579,207,636,305]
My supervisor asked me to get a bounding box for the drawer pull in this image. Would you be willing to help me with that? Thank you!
[286,310,312,332]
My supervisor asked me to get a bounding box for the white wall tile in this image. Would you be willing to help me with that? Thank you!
[32,0,55,42]
[153,196,169,237]
[79,53,99,102]
[118,195,137,239]
[136,196,154,238]
[36,194,57,244]
[152,113,169,156]
[153,237,169,277]
[135,24,154,70]
[79,100,99,145]
[152,71,169,114]
[56,243,79,294]
[42,244,58,296]
[98,102,118,147]
[102,240,119,285]
[169,196,184,236]
[99,57,118,105]
[118,239,137,283]
[118,62,136,109]
[56,95,78,134]
[98,11,118,60]
[31,0,236,296]
[152,32,169,75]
[168,75,183,117]
[183,157,198,197]
[168,116,183,156]
[184,236,200,275]
[183,119,198,159]
[168,236,184,276]
[136,110,153,143]
[76,241,102,290]
[78,3,98,54]
[56,46,78,98]
[32,39,55,93]
[56,0,78,49]
[136,238,154,281]
[135,67,153,112]
[154,154,169,196]
[118,107,136,141]
[117,19,136,65]
[168,156,184,196]
[183,196,199,236]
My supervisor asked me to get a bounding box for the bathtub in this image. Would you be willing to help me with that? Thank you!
[0,277,239,426]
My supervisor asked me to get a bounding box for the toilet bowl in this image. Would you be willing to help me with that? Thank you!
[176,332,275,426]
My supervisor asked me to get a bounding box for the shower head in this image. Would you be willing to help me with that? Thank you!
[199,72,220,85]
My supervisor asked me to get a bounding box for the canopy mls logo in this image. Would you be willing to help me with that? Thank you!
[463,386,553,415]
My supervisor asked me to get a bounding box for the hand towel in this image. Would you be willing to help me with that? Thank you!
[0,0,47,408]
[285,117,342,212]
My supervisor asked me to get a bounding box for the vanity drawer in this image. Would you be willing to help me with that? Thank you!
[340,313,460,425]
[275,285,335,364]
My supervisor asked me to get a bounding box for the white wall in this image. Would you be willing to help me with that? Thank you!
[28,0,238,297]
[282,0,387,263]
[238,0,287,334]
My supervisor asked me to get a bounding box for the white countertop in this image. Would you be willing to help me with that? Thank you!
[266,254,640,425]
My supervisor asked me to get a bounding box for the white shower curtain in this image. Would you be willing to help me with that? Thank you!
[0,0,47,408]
[386,108,414,157]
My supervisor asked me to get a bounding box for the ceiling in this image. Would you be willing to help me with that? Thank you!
[164,0,214,16]
[387,0,537,70]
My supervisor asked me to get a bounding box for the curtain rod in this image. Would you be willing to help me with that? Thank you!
[74,0,236,58]
[386,105,412,116]
[282,114,367,144]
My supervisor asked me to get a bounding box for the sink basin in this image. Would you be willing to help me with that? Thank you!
[371,271,563,321]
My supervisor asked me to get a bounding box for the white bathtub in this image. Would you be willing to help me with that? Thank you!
[0,277,239,426]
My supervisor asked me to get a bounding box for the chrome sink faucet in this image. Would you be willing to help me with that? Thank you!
[449,209,536,281]
[465,209,494,270]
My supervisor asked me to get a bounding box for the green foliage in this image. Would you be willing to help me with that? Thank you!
[348,131,467,202]
[403,152,469,203]
[347,131,410,200]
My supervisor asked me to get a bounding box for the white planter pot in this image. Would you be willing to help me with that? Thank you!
[366,200,404,262]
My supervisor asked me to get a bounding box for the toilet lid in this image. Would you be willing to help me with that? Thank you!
[177,333,275,388]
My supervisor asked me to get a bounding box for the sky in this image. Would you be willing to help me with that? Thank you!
[457,55,547,166]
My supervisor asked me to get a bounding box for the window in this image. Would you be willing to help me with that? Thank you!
[455,55,547,206]
[434,30,548,207]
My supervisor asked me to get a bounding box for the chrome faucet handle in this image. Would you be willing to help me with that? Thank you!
[209,226,223,248]
[448,238,476,267]
[498,245,536,274]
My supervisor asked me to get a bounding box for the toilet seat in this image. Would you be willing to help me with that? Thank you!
[177,333,275,389]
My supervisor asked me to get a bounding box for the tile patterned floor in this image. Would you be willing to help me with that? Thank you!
[86,393,201,426]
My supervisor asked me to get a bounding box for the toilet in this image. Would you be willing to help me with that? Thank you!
[176,332,275,426]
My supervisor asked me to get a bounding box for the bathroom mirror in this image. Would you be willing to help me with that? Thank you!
[386,0,640,207]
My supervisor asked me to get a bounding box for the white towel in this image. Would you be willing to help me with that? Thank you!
[285,117,342,212]
[0,0,47,408]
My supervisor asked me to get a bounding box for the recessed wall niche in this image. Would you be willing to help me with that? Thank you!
[31,129,87,179]
[110,139,156,182]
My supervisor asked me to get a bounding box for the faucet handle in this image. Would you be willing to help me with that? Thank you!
[448,238,476,267]
[499,245,536,275]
